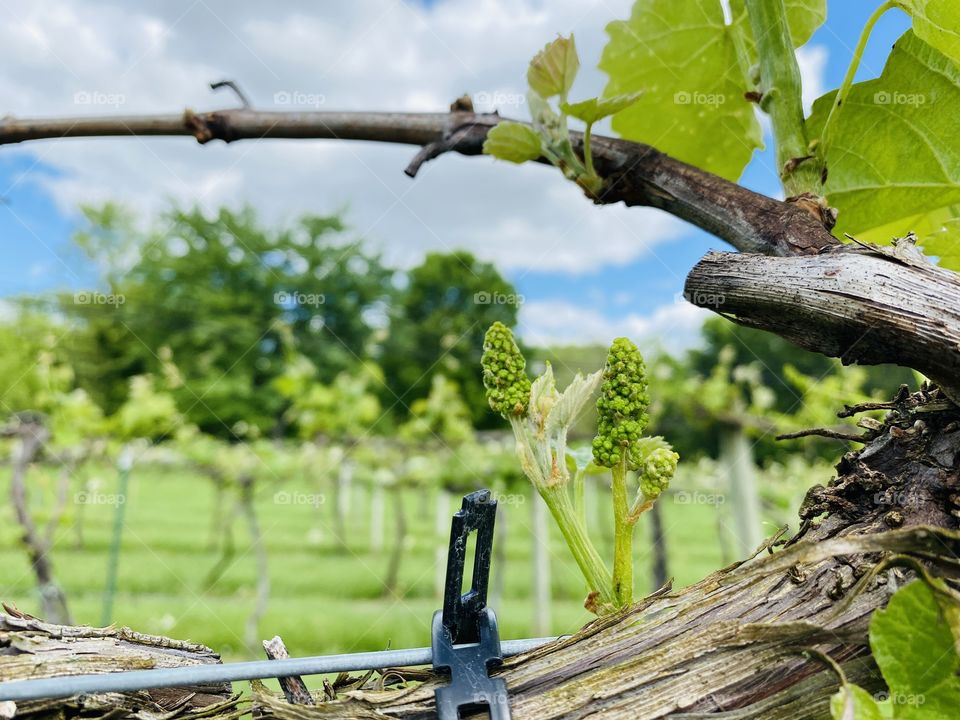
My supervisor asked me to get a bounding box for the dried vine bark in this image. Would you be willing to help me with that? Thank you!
[250,388,960,718]
[0,612,241,720]
[684,240,960,403]
[0,108,835,257]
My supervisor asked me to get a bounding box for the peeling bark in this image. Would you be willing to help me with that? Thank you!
[684,242,960,402]
[0,613,241,720]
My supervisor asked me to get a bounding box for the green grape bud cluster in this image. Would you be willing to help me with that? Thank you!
[481,322,531,418]
[592,337,650,468]
[638,447,678,501]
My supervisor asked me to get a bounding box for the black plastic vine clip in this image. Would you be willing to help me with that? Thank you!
[431,489,510,719]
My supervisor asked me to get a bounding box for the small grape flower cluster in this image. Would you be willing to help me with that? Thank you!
[481,323,677,612]
[481,321,532,419]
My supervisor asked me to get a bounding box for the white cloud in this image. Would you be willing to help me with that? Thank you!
[518,298,711,353]
[796,44,829,115]
[1,0,689,274]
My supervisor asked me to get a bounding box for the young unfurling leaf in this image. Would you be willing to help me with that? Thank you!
[527,35,579,100]
[546,369,603,437]
[482,121,543,164]
[560,92,643,124]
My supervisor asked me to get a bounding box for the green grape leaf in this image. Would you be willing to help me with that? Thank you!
[560,92,643,124]
[829,683,886,720]
[897,0,960,66]
[483,121,543,164]
[870,580,960,704]
[921,228,960,269]
[830,580,960,719]
[528,35,579,100]
[782,0,829,48]
[729,0,827,57]
[600,0,762,181]
[807,31,960,248]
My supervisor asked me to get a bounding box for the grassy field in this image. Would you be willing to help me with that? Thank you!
[0,459,763,665]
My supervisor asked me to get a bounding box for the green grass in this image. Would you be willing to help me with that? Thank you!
[0,461,730,664]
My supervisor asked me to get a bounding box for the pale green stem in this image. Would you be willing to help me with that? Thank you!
[818,1,896,167]
[540,483,615,609]
[573,467,586,528]
[582,121,596,178]
[509,416,614,609]
[611,458,633,607]
[744,0,819,196]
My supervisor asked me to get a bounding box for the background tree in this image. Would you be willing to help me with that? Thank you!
[64,206,393,436]
[381,250,519,427]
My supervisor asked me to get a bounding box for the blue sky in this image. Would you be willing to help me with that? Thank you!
[0,1,911,348]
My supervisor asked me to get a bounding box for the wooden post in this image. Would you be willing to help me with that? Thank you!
[718,427,762,558]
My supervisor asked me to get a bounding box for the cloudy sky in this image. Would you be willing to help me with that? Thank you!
[0,0,910,351]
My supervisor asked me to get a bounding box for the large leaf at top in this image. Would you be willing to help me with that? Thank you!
[807,31,960,267]
[898,0,960,66]
[600,0,762,181]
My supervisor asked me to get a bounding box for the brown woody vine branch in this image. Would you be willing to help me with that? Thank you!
[0,107,836,257]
